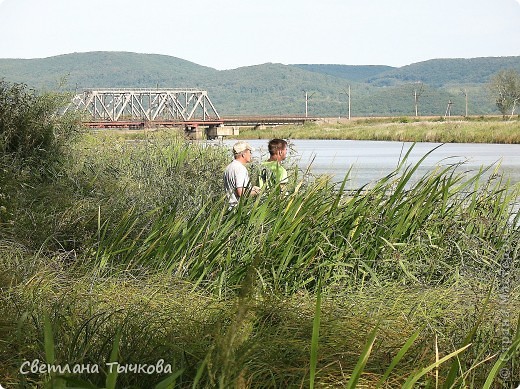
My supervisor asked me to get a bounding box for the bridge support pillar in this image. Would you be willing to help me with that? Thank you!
[185,125,205,140]
[206,125,240,140]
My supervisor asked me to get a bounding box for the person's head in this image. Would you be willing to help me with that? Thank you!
[232,141,254,163]
[267,139,288,161]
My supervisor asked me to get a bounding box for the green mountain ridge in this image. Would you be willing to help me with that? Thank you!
[292,64,395,82]
[1,51,519,116]
[365,56,520,87]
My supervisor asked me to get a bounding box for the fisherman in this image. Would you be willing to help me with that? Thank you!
[223,141,260,210]
[258,138,288,191]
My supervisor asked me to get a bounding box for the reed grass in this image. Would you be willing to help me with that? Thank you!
[1,255,518,387]
[1,130,519,387]
[90,144,520,296]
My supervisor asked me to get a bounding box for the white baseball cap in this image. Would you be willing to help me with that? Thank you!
[232,141,255,154]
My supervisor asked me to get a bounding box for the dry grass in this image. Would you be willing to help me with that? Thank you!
[238,117,520,143]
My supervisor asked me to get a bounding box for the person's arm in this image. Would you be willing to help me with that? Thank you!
[236,185,260,198]
[235,165,259,198]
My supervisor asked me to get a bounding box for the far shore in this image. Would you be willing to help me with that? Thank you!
[92,115,520,144]
[235,116,520,144]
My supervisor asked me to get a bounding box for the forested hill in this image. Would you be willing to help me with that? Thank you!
[0,51,219,89]
[364,57,520,87]
[291,64,395,82]
[1,51,519,116]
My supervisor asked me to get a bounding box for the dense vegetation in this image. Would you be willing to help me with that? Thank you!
[1,52,519,116]
[1,81,519,388]
[0,81,79,163]
[365,57,520,87]
[293,64,395,82]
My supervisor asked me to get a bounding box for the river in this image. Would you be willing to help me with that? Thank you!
[221,139,520,189]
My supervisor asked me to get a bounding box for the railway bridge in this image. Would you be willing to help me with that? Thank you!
[65,88,318,138]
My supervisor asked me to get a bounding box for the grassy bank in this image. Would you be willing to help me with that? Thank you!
[1,130,519,387]
[238,116,520,143]
[2,255,518,388]
[1,85,519,387]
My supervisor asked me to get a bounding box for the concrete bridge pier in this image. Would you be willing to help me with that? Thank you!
[206,125,240,140]
[185,125,205,140]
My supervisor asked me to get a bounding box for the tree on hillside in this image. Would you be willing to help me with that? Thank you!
[489,69,520,118]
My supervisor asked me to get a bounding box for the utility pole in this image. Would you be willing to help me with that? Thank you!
[414,90,418,117]
[444,100,453,119]
[303,90,315,118]
[413,82,424,117]
[340,85,351,120]
[348,84,351,120]
[305,91,308,118]
[461,88,468,117]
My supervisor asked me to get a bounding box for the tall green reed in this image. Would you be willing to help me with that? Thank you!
[91,144,520,295]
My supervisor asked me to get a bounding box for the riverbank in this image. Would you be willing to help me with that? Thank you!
[237,116,520,143]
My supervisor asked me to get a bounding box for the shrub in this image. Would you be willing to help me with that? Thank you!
[0,80,81,168]
[0,80,84,250]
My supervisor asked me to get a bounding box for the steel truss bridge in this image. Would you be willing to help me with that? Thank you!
[65,88,223,128]
[64,88,320,139]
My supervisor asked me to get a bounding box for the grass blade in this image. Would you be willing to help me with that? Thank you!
[346,324,379,389]
[192,353,210,389]
[154,368,185,389]
[402,344,472,389]
[482,314,520,389]
[43,314,65,389]
[374,326,423,388]
[443,286,493,388]
[43,313,55,366]
[105,327,122,389]
[309,279,322,389]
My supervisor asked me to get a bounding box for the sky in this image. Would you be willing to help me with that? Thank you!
[0,0,519,70]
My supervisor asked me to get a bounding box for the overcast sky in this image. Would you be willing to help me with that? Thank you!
[0,0,519,70]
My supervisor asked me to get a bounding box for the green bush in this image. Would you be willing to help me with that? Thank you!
[0,80,80,167]
[0,80,84,249]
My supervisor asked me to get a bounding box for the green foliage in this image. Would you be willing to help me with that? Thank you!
[1,131,230,253]
[292,64,395,81]
[367,56,520,87]
[0,81,84,250]
[309,279,321,389]
[2,258,518,387]
[0,80,80,165]
[70,131,229,217]
[0,52,218,91]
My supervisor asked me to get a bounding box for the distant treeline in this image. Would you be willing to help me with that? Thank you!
[1,51,519,116]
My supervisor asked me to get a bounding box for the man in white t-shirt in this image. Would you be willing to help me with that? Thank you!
[223,141,260,209]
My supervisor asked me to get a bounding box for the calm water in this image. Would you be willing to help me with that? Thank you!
[222,139,520,188]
